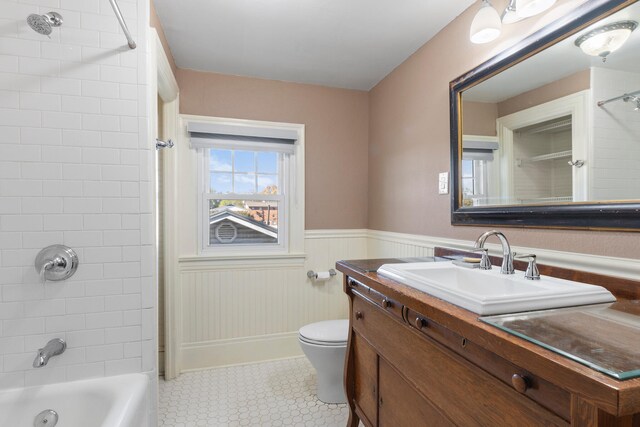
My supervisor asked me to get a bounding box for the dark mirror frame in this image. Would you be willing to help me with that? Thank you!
[450,0,640,231]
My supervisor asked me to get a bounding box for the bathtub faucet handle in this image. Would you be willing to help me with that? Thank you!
[33,338,66,368]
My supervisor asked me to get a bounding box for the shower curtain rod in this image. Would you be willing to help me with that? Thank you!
[597,89,640,107]
[108,0,136,49]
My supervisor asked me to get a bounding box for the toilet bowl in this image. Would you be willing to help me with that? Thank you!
[298,319,349,404]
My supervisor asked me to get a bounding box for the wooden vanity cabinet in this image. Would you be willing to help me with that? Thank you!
[340,265,640,427]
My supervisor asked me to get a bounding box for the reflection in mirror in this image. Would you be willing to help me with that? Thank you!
[460,2,640,208]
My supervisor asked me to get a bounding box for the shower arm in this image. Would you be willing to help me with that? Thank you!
[108,0,136,49]
[597,89,640,107]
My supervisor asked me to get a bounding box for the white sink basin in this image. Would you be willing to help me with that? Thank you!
[377,261,616,315]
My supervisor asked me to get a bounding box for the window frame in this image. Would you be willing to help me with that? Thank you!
[191,116,305,258]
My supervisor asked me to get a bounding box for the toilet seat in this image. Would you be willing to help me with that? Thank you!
[298,320,348,346]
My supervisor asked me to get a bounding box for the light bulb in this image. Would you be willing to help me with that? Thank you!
[515,0,556,18]
[470,0,502,44]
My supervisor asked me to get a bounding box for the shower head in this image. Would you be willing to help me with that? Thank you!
[27,12,63,36]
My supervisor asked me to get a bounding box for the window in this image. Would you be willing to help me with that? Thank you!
[461,159,488,206]
[461,136,498,207]
[191,117,305,256]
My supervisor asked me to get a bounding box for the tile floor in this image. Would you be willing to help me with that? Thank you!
[159,357,351,426]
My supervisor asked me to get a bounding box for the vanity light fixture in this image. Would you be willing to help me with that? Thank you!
[501,0,523,24]
[516,0,556,19]
[574,20,637,62]
[470,0,502,44]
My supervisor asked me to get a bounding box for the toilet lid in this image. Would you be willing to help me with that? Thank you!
[299,319,349,344]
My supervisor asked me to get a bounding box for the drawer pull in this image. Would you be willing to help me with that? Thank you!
[382,298,392,308]
[511,374,530,393]
[348,279,357,288]
[415,317,426,330]
[355,311,364,320]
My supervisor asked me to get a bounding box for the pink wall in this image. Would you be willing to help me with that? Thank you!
[462,101,498,136]
[368,0,640,259]
[177,69,370,230]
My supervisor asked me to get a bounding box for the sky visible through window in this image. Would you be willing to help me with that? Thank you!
[210,149,279,194]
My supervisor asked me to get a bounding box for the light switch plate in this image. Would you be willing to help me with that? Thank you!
[438,172,449,195]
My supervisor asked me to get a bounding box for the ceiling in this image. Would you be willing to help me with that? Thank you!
[153,0,475,91]
[464,2,640,103]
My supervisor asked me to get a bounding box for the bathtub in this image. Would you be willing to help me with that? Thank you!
[0,373,149,427]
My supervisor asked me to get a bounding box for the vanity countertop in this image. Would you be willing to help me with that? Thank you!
[337,248,640,417]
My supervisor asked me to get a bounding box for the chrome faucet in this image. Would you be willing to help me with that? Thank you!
[473,230,515,274]
[33,338,66,368]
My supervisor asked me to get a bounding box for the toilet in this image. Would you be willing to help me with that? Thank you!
[298,319,349,404]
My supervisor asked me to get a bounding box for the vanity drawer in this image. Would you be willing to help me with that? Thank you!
[404,306,571,421]
[352,293,568,427]
[348,279,404,323]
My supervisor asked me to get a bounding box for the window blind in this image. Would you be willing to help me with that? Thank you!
[462,138,499,161]
[188,121,298,154]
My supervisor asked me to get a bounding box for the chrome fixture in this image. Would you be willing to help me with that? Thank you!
[35,245,79,283]
[598,89,640,110]
[34,410,59,427]
[33,338,66,368]
[156,138,174,150]
[500,0,522,24]
[473,230,514,274]
[26,12,63,37]
[108,0,136,49]
[469,247,492,270]
[514,253,540,280]
[307,269,337,279]
[470,0,502,44]
[575,21,637,62]
[568,160,585,168]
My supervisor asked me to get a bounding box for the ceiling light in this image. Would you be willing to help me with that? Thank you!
[501,0,523,24]
[515,0,556,19]
[575,21,637,62]
[470,0,502,44]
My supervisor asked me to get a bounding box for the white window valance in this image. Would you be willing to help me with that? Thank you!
[462,136,499,161]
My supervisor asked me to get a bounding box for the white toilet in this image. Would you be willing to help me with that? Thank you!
[298,319,349,404]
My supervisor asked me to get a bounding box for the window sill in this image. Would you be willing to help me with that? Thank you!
[178,253,307,271]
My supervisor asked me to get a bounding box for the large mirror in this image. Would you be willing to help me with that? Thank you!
[450,0,640,230]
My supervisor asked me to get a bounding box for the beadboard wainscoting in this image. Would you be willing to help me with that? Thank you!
[174,228,638,373]
[177,230,368,372]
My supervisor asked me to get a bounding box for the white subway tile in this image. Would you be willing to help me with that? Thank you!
[21,197,63,214]
[59,61,100,80]
[140,214,152,245]
[19,92,61,111]
[19,57,60,77]
[120,182,139,197]
[63,197,101,213]
[61,0,100,13]
[66,296,104,314]
[21,128,62,146]
[0,231,22,249]
[3,317,44,336]
[0,179,42,197]
[83,180,121,197]
[0,89,19,108]
[140,308,153,340]
[141,340,154,372]
[62,164,101,180]
[85,343,122,362]
[1,214,43,231]
[3,353,34,372]
[123,342,141,358]
[0,72,40,93]
[100,65,136,84]
[82,113,119,131]
[41,77,81,95]
[123,309,140,326]
[102,261,139,279]
[122,277,141,295]
[42,145,82,164]
[0,267,21,285]
[42,111,82,130]
[103,230,139,246]
[0,55,19,73]
[81,47,119,66]
[139,278,153,309]
[101,131,138,148]
[83,246,122,263]
[42,179,83,197]
[65,362,105,381]
[65,262,102,281]
[102,198,139,214]
[41,42,82,62]
[83,214,121,230]
[44,281,84,299]
[2,248,38,267]
[0,37,40,58]
[118,83,137,100]
[121,214,139,229]
[104,294,140,312]
[101,165,138,181]
[0,197,20,214]
[21,163,63,179]
[84,279,123,297]
[2,283,44,301]
[104,357,140,376]
[61,95,101,113]
[0,144,41,162]
[0,336,24,354]
[24,367,67,387]
[0,108,41,126]
[119,116,137,132]
[0,126,19,144]
[66,329,105,347]
[104,325,140,344]
[23,299,66,318]
[63,230,103,246]
[81,12,120,33]
[85,311,122,329]
[62,129,101,147]
[22,231,63,249]
[0,302,24,320]
[42,214,83,231]
[46,314,85,332]
[81,80,118,98]
[100,98,137,116]
[60,27,100,47]
[82,147,120,164]
[0,161,21,179]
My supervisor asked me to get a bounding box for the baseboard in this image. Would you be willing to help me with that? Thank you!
[180,332,303,372]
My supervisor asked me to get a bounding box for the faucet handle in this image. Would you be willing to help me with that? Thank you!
[514,253,540,280]
[469,247,492,270]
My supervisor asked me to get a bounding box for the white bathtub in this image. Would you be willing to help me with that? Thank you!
[0,373,149,427]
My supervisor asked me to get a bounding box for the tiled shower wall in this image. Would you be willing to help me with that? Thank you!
[0,0,154,389]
